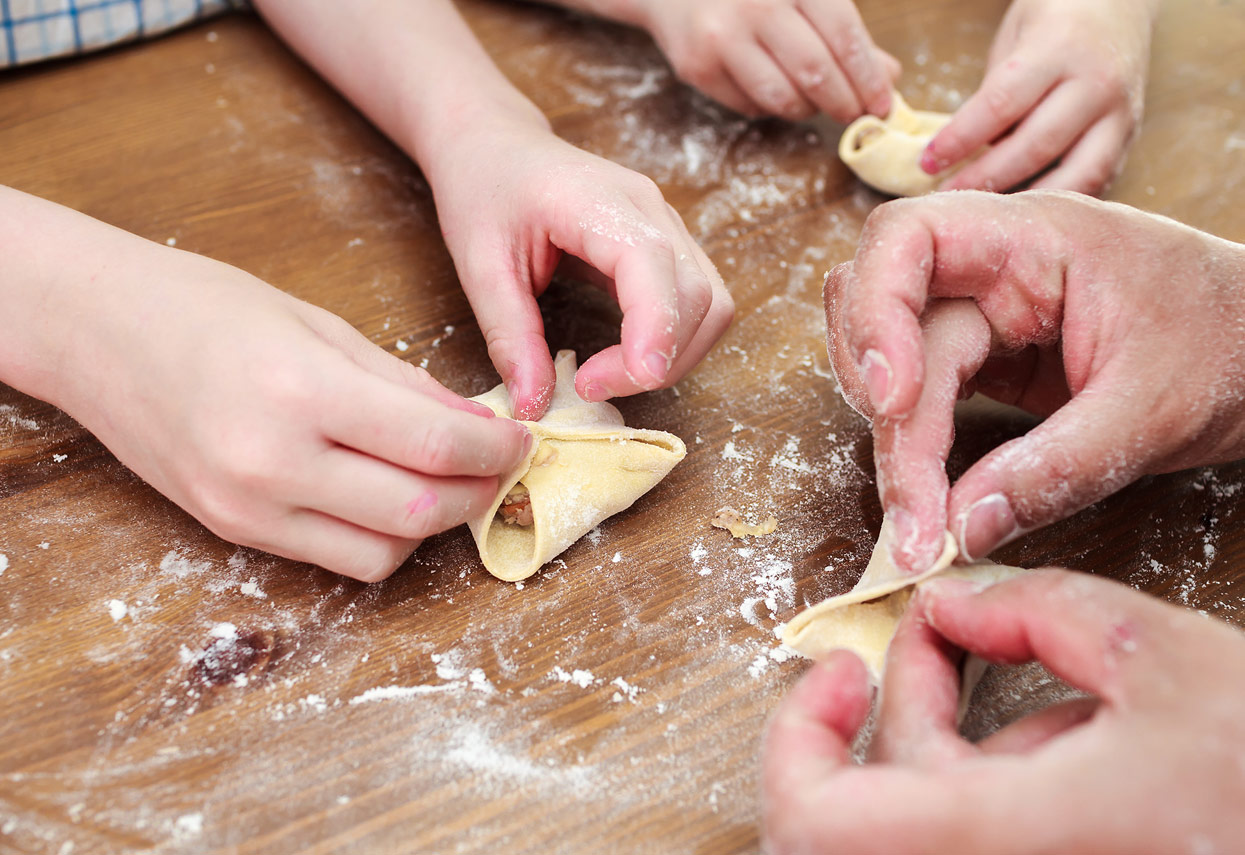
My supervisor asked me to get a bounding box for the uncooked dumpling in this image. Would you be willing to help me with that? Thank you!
[467,351,686,582]
[838,91,959,197]
[781,517,1025,680]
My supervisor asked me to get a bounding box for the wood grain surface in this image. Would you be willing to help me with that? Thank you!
[2,1,1244,852]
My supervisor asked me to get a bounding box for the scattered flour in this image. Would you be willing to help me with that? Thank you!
[549,666,597,689]
[107,600,127,622]
[348,684,464,704]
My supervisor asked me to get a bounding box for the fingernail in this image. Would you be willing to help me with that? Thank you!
[858,349,894,415]
[520,428,533,456]
[582,381,609,402]
[956,493,1018,561]
[920,148,942,175]
[889,506,940,574]
[642,352,669,385]
[406,491,438,516]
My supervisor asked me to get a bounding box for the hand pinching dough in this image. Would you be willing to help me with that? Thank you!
[838,91,960,197]
[467,350,686,582]
[781,516,1026,681]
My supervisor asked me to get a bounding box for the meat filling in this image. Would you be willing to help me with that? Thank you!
[498,484,534,527]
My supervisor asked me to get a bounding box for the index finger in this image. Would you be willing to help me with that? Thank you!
[922,56,1055,175]
[799,0,893,118]
[563,199,722,400]
[920,570,1223,705]
[837,192,1068,418]
[321,360,531,477]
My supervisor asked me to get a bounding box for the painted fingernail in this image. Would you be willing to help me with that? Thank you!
[956,493,1018,561]
[889,506,940,574]
[642,352,669,385]
[407,491,438,516]
[920,148,942,175]
[858,349,894,415]
[582,381,609,402]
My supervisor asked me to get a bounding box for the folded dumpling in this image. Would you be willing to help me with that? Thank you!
[838,91,959,197]
[467,351,687,582]
[781,517,1025,680]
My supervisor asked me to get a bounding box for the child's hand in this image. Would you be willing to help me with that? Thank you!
[923,0,1156,194]
[3,189,530,581]
[763,570,1245,854]
[580,0,900,122]
[423,118,734,421]
[824,190,1245,572]
[250,0,732,421]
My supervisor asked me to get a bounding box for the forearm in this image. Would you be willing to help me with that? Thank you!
[0,185,157,410]
[250,0,551,175]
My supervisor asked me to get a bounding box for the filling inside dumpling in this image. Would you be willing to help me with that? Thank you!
[498,484,534,527]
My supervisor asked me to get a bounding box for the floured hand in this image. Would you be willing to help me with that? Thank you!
[923,0,1156,194]
[424,117,734,421]
[824,190,1245,572]
[763,569,1245,854]
[0,187,530,581]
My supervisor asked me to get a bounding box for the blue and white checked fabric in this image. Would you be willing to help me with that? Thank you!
[1,0,246,68]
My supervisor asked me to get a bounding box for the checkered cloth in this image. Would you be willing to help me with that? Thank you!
[1,0,247,68]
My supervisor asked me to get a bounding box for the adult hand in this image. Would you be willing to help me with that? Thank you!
[607,0,901,122]
[1,190,532,581]
[425,117,733,421]
[923,0,1156,195]
[763,569,1245,854]
[825,190,1245,572]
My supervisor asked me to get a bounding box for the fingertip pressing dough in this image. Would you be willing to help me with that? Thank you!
[780,516,1026,681]
[467,350,686,582]
[838,91,958,197]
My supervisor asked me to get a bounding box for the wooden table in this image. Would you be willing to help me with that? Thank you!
[2,1,1243,852]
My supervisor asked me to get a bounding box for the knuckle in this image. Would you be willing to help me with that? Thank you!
[341,543,412,584]
[625,171,665,204]
[681,274,715,322]
[216,431,281,492]
[691,10,731,44]
[739,0,780,24]
[1026,130,1066,166]
[672,52,716,88]
[405,424,461,474]
[189,484,253,545]
[254,360,320,410]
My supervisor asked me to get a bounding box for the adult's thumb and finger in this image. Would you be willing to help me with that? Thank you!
[946,382,1162,562]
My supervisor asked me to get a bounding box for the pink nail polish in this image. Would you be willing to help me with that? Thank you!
[920,149,941,175]
[407,492,438,516]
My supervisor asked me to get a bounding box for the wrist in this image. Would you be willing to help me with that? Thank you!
[412,98,551,196]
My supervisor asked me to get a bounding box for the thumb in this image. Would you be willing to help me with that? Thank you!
[947,382,1154,560]
[762,651,872,822]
